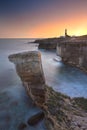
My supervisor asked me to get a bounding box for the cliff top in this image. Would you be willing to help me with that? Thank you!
[45,86,87,130]
[34,35,87,46]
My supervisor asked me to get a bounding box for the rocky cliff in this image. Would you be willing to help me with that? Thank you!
[34,34,87,50]
[34,38,57,49]
[57,39,87,72]
[8,51,87,130]
[45,87,87,130]
[9,51,46,107]
[34,37,70,50]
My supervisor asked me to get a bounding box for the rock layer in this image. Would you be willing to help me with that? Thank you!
[34,37,69,50]
[9,51,46,106]
[57,39,87,72]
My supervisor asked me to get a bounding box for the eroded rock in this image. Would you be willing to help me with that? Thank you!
[57,39,87,72]
[8,51,46,106]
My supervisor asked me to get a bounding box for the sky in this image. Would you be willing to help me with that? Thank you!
[0,0,87,38]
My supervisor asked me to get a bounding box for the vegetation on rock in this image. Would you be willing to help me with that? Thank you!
[44,86,87,130]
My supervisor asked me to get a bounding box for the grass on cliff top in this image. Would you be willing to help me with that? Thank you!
[46,86,71,125]
[45,86,87,127]
[46,86,70,111]
[47,86,69,99]
[46,86,87,112]
[74,97,87,112]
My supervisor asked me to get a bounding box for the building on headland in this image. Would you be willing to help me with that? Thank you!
[65,29,71,38]
[65,29,67,37]
[59,29,71,38]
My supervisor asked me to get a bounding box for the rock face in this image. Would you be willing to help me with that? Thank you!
[34,37,69,50]
[57,40,87,72]
[34,38,57,49]
[9,51,46,106]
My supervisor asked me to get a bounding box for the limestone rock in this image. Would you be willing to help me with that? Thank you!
[34,36,71,50]
[8,51,46,106]
[57,39,87,72]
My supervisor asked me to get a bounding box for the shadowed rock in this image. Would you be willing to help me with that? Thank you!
[8,51,46,106]
[27,111,45,126]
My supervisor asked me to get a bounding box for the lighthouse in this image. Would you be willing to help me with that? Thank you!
[65,29,67,37]
[65,29,70,38]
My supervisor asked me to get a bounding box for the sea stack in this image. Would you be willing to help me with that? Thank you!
[8,51,46,107]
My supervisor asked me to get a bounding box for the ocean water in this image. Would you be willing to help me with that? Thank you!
[0,39,87,130]
[41,50,87,98]
[0,39,46,130]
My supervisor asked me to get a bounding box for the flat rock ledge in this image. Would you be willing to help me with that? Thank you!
[9,51,46,107]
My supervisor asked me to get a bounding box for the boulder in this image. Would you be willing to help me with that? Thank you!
[27,111,45,126]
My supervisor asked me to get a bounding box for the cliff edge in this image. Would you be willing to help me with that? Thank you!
[57,39,87,72]
[8,51,87,130]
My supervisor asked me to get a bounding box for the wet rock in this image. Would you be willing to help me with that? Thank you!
[27,111,45,126]
[18,123,27,130]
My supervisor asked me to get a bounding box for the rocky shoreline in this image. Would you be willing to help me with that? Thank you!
[8,51,87,130]
[33,37,70,50]
[33,35,87,50]
[33,34,87,47]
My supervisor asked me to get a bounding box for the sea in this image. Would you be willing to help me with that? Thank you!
[0,39,87,130]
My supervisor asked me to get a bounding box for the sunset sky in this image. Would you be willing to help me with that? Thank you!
[0,0,87,38]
